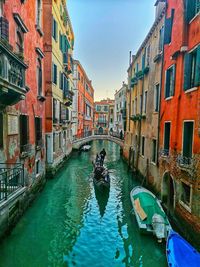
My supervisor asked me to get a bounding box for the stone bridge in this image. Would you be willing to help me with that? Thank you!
[72,135,124,150]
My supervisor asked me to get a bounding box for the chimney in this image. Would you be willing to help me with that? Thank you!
[129,51,132,66]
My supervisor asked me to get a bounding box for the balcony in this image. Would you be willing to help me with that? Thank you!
[63,90,73,106]
[0,163,24,202]
[0,17,28,108]
[177,155,194,170]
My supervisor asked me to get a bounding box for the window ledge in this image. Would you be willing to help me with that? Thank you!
[189,11,200,24]
[153,111,159,114]
[140,154,145,159]
[35,25,44,37]
[165,96,173,101]
[37,95,46,102]
[185,87,198,94]
[179,200,191,213]
[151,161,156,166]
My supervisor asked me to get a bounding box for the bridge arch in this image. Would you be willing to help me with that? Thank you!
[72,135,124,150]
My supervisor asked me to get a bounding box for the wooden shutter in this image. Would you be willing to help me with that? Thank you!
[185,0,195,23]
[194,45,200,87]
[184,53,192,91]
[171,64,176,96]
[164,17,172,45]
[164,70,169,98]
[183,122,193,158]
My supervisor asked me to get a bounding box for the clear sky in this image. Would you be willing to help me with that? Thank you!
[68,0,156,101]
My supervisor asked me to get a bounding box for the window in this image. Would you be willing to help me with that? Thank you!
[36,0,42,27]
[104,106,108,112]
[140,95,143,113]
[143,91,147,114]
[110,109,113,114]
[164,122,171,155]
[20,115,29,152]
[152,139,157,163]
[184,46,200,90]
[132,101,134,116]
[186,0,200,22]
[110,118,113,123]
[53,99,60,123]
[52,17,57,41]
[59,132,62,149]
[78,72,80,80]
[142,49,146,69]
[180,182,191,208]
[0,113,3,148]
[165,65,175,98]
[164,9,174,44]
[147,45,150,66]
[37,58,42,96]
[96,105,100,112]
[141,136,145,156]
[159,26,164,52]
[35,117,42,146]
[36,160,40,175]
[52,63,57,84]
[53,133,55,152]
[183,121,194,161]
[154,84,160,112]
[16,30,24,54]
[135,97,137,114]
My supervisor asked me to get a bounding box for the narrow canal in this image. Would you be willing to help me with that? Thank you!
[0,141,167,267]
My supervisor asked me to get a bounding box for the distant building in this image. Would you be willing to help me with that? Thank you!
[94,99,115,134]
[114,82,127,135]
[44,0,74,174]
[73,60,94,138]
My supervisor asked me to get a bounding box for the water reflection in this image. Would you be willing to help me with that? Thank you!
[0,141,167,267]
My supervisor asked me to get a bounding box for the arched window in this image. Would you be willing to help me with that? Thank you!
[37,58,42,96]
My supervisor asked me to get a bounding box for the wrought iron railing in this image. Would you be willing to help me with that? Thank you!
[177,154,193,168]
[160,149,169,157]
[0,163,24,201]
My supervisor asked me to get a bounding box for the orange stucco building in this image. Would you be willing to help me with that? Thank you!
[73,60,94,138]
[159,0,200,244]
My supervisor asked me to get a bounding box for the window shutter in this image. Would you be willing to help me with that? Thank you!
[185,0,195,23]
[164,70,169,98]
[171,64,176,96]
[164,17,171,44]
[194,45,200,87]
[184,53,191,91]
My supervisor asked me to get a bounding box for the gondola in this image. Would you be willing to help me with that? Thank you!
[92,161,110,191]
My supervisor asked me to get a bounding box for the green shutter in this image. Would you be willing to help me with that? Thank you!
[184,53,192,91]
[194,45,200,87]
[185,0,196,23]
[164,17,171,44]
[171,64,176,96]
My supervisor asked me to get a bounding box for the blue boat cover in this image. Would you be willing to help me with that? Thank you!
[167,230,200,267]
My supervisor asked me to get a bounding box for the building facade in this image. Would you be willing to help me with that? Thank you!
[124,1,165,189]
[114,82,127,136]
[159,0,200,244]
[44,0,74,175]
[0,0,45,236]
[94,99,115,134]
[73,60,94,138]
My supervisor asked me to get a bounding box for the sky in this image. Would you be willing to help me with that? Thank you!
[68,0,156,101]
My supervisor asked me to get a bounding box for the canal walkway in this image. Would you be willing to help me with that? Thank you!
[0,141,167,267]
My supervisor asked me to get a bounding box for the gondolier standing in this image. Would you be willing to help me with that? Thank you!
[100,148,106,166]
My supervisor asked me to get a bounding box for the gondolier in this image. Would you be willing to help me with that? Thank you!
[100,148,106,166]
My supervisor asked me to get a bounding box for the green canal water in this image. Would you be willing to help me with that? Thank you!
[0,141,167,267]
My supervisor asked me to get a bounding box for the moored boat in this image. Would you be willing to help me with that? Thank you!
[166,230,200,267]
[81,145,91,151]
[130,186,171,242]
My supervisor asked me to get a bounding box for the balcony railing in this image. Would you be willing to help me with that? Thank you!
[160,149,169,157]
[0,17,28,107]
[177,154,193,169]
[0,163,24,202]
